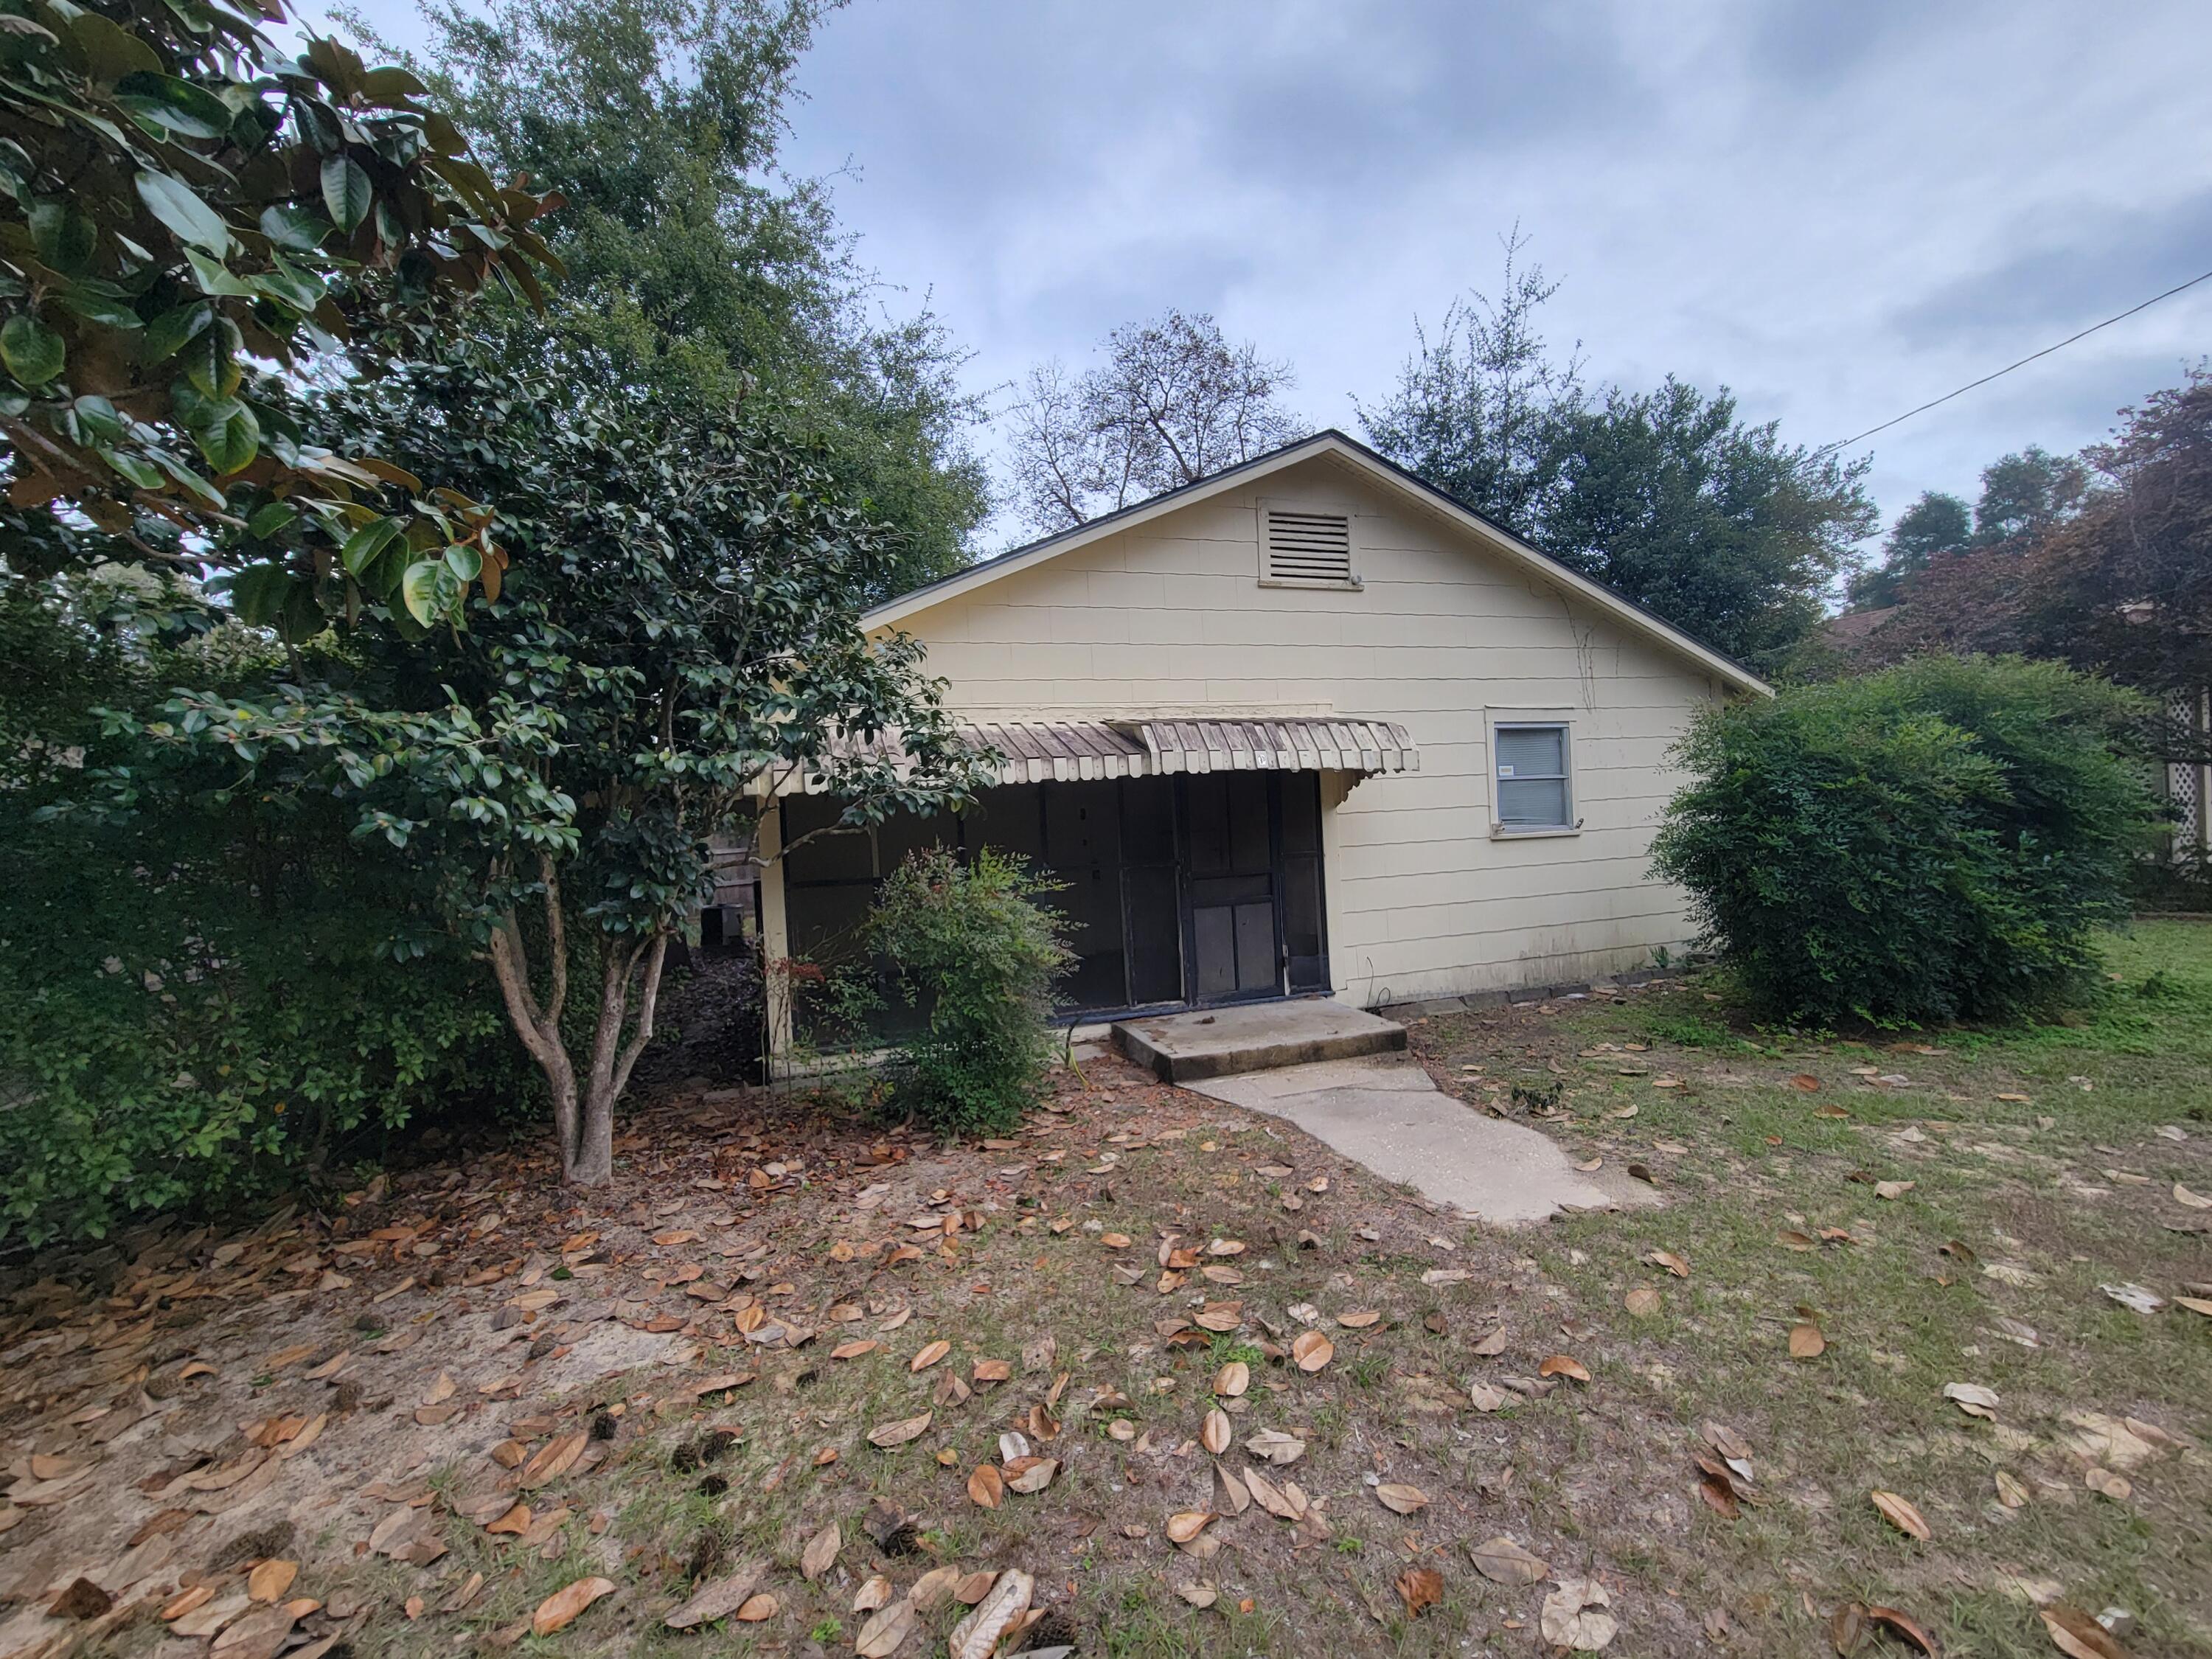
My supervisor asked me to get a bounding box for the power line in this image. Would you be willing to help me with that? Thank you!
[1814,264,2212,459]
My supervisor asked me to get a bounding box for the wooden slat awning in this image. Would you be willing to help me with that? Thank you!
[765,717,1416,794]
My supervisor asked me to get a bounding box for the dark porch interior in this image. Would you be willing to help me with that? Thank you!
[781,771,1328,1037]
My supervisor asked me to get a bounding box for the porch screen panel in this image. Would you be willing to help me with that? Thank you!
[1280,773,1329,992]
[1119,776,1183,1006]
[1043,780,1127,1012]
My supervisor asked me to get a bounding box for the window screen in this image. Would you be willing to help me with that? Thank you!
[1494,723,1571,829]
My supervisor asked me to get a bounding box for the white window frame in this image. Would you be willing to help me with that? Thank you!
[1488,714,1581,838]
[1255,498,1362,590]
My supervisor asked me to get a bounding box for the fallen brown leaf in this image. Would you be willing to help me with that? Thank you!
[967,1463,1004,1509]
[532,1576,616,1636]
[1201,1409,1231,1455]
[1375,1482,1429,1514]
[868,1411,933,1448]
[1469,1534,1548,1585]
[800,1521,840,1582]
[1538,1354,1590,1382]
[909,1340,950,1372]
[2039,1605,2128,1659]
[1291,1330,1334,1372]
[1395,1566,1443,1618]
[1870,1489,1931,1540]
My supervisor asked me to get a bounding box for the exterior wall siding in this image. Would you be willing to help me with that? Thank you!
[876,453,1728,1008]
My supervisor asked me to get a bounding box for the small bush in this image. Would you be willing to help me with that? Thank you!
[1651,656,2160,1027]
[869,848,1071,1135]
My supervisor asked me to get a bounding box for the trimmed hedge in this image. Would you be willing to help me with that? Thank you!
[1651,656,2159,1026]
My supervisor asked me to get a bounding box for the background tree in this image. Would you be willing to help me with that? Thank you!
[1846,490,1972,608]
[0,0,558,627]
[1363,239,1865,672]
[1538,380,1874,671]
[1356,227,1583,534]
[1972,443,2088,544]
[88,333,995,1185]
[1004,308,1298,533]
[391,0,990,597]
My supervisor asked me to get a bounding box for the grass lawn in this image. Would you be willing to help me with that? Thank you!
[0,922,2206,1658]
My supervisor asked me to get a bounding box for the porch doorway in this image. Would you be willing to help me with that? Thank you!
[778,768,1331,1029]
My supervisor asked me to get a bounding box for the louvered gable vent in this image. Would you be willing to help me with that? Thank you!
[1261,502,1355,585]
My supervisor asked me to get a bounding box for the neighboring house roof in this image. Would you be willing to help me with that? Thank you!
[1823,604,1901,643]
[865,428,1774,697]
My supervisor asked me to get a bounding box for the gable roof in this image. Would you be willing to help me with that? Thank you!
[866,428,1773,696]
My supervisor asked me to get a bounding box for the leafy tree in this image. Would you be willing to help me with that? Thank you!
[1846,490,1971,608]
[392,0,990,597]
[1834,372,2212,747]
[1004,308,1298,533]
[1972,444,2087,544]
[1356,227,1583,534]
[1363,236,1865,669]
[86,333,994,1185]
[0,0,558,625]
[1,566,529,1244]
[1539,379,1876,671]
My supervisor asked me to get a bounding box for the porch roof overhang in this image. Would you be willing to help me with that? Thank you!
[766,717,1418,794]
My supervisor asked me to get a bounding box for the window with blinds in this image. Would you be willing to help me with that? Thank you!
[1493,722,1573,830]
[1259,501,1357,586]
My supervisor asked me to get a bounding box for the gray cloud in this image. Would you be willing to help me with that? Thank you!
[324,0,2212,547]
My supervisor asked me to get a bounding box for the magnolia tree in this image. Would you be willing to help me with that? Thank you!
[0,0,560,627]
[98,333,994,1182]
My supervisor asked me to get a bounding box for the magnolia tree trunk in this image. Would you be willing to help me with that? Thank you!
[483,858,672,1184]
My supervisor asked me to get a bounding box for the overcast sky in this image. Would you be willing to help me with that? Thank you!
[334,0,2212,555]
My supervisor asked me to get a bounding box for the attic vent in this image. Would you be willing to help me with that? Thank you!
[1261,503,1356,585]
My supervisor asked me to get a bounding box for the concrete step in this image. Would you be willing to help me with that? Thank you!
[1111,999,1408,1083]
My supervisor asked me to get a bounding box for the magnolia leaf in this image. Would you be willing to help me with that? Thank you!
[1469,1534,1548,1585]
[1,315,64,386]
[1540,1578,1618,1651]
[1211,1360,1248,1397]
[1291,1330,1333,1372]
[399,558,447,625]
[1201,1408,1230,1455]
[1375,1482,1429,1515]
[947,1571,1032,1659]
[910,1339,950,1371]
[868,1411,932,1448]
[1789,1321,1826,1360]
[800,1521,839,1581]
[1870,1489,1931,1541]
[1165,1511,1214,1543]
[2039,1605,2129,1659]
[531,1576,615,1636]
[854,1596,917,1657]
[134,169,234,256]
[966,1463,1003,1509]
[1943,1382,2000,1419]
[1538,1354,1590,1382]
[321,154,374,234]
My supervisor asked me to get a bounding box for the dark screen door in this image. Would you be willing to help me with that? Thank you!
[1182,772,1279,999]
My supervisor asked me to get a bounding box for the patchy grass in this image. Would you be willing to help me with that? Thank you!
[1,923,2208,1657]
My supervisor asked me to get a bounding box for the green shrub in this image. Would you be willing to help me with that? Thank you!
[0,571,535,1244]
[1651,656,2160,1026]
[869,848,1071,1135]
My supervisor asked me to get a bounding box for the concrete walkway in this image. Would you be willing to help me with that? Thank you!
[1182,1051,1656,1226]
